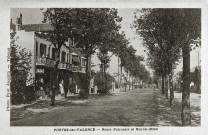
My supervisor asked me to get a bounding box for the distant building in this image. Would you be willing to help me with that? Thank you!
[174,66,201,93]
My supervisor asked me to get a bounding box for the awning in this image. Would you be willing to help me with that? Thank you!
[71,52,78,56]
[72,57,80,63]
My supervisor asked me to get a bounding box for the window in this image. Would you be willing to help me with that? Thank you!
[40,43,46,57]
[83,59,86,66]
[36,41,38,56]
[67,54,69,63]
[47,46,50,58]
[52,48,56,60]
[72,56,80,65]
[61,51,66,63]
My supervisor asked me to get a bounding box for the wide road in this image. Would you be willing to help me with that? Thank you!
[11,88,173,126]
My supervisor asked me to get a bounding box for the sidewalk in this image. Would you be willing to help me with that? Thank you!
[11,93,78,109]
[155,90,201,126]
[174,91,201,126]
[174,91,201,109]
[11,93,82,121]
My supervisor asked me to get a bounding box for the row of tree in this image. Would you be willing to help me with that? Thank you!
[133,9,201,126]
[42,8,150,105]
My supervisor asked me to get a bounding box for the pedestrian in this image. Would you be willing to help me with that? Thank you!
[59,80,64,96]
[45,83,50,99]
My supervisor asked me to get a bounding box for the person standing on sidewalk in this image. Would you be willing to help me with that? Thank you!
[59,80,64,96]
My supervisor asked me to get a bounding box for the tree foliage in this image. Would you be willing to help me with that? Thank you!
[42,8,123,98]
[10,30,33,105]
[94,71,115,93]
[133,8,201,126]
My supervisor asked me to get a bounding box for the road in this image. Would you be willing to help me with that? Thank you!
[11,88,200,126]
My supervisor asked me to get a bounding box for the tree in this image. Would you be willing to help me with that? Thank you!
[134,9,181,97]
[97,31,135,93]
[42,8,75,105]
[94,71,115,93]
[97,51,111,93]
[177,9,201,126]
[118,43,147,90]
[70,8,122,98]
[10,29,33,105]
[42,8,122,99]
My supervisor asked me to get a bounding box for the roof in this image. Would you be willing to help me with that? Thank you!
[21,23,54,32]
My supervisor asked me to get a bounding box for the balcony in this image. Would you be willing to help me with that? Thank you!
[66,63,72,71]
[58,63,67,69]
[72,65,80,72]
[58,63,72,70]
[80,66,86,73]
[36,57,55,67]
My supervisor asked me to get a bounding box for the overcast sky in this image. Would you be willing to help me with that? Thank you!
[11,8,201,76]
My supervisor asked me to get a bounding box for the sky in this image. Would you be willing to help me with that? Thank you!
[11,8,201,76]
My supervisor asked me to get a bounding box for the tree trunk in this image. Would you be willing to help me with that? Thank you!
[170,74,174,106]
[125,78,127,92]
[81,54,90,99]
[141,79,143,89]
[104,61,107,94]
[64,71,69,98]
[167,75,170,99]
[161,73,165,95]
[48,71,52,98]
[181,41,191,126]
[128,73,131,91]
[120,66,122,91]
[50,50,60,106]
[118,56,120,91]
[165,76,168,99]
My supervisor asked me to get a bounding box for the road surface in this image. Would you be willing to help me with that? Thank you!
[11,88,200,126]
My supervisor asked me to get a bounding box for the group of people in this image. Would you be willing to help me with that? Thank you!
[37,78,78,99]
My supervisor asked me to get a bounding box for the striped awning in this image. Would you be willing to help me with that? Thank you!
[72,56,80,63]
[71,52,78,56]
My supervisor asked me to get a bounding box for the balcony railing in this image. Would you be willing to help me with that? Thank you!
[72,65,80,72]
[80,66,86,73]
[36,57,55,67]
[66,63,72,71]
[58,63,67,69]
[58,63,72,70]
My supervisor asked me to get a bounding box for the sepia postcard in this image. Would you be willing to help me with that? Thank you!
[0,0,208,135]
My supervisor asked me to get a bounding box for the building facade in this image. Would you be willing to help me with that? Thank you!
[13,13,87,97]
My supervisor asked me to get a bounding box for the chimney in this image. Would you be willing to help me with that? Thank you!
[16,13,23,30]
[19,12,22,30]
[16,17,18,30]
[20,12,22,20]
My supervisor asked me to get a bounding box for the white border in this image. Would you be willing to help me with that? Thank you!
[0,0,208,135]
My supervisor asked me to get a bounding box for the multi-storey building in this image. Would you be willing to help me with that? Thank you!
[12,13,87,96]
